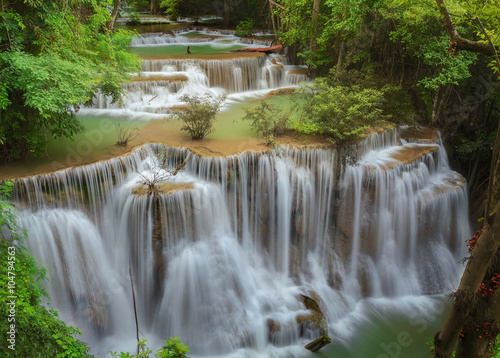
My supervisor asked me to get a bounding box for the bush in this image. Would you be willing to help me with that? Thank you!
[297,79,387,142]
[235,19,254,37]
[243,100,294,145]
[175,93,227,140]
[111,336,190,358]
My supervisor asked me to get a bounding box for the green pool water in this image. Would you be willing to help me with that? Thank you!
[315,296,450,358]
[128,43,247,57]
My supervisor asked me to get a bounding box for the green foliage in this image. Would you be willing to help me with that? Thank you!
[160,0,181,19]
[0,181,92,357]
[380,0,478,89]
[157,336,190,358]
[235,19,255,37]
[298,79,386,142]
[243,100,293,144]
[111,337,190,358]
[175,93,227,140]
[275,0,382,71]
[456,127,496,162]
[0,0,140,162]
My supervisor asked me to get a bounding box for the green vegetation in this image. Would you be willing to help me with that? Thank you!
[174,93,227,139]
[0,181,92,357]
[236,19,255,37]
[0,0,140,162]
[111,337,190,358]
[245,69,415,144]
[243,100,294,144]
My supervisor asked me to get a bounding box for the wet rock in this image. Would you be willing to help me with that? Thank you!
[296,294,327,336]
[305,334,332,352]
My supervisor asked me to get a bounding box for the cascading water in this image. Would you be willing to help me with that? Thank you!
[84,29,309,118]
[10,128,470,357]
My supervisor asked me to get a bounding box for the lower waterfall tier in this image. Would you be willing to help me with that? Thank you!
[11,128,470,357]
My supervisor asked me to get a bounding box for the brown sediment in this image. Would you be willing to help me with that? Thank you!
[0,144,132,181]
[131,75,188,82]
[0,118,330,180]
[268,88,296,96]
[132,182,194,196]
[140,52,265,60]
[181,34,223,40]
[400,126,439,142]
[388,145,439,166]
[289,68,309,76]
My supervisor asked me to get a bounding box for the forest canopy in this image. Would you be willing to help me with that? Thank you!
[0,0,140,162]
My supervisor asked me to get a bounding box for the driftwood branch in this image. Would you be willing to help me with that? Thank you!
[172,154,191,176]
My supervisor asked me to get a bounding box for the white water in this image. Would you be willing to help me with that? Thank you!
[11,129,470,357]
[84,30,308,119]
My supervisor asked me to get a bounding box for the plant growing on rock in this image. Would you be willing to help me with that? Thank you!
[116,123,139,146]
[243,100,294,145]
[133,148,190,196]
[174,93,227,140]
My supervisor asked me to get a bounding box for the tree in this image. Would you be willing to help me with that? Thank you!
[108,0,122,30]
[432,1,500,357]
[274,0,381,72]
[174,93,227,140]
[0,181,92,357]
[0,0,140,162]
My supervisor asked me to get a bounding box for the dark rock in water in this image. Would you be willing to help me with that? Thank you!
[296,294,327,336]
[305,334,332,352]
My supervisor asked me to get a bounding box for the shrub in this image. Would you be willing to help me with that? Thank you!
[111,336,190,358]
[235,19,254,37]
[243,100,294,145]
[298,79,387,142]
[116,123,139,146]
[175,93,227,140]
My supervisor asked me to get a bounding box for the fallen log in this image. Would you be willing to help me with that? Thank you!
[233,44,283,54]
[304,334,332,352]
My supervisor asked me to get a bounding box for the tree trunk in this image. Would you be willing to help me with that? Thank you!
[335,40,346,75]
[431,84,452,125]
[432,2,500,343]
[309,0,321,54]
[107,0,121,31]
[455,258,500,358]
[269,0,277,35]
[435,0,497,56]
[433,118,500,358]
[150,0,159,15]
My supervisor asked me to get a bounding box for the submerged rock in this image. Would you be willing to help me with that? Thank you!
[305,334,332,352]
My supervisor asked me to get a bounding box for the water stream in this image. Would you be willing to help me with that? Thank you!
[7,27,471,358]
[10,130,470,357]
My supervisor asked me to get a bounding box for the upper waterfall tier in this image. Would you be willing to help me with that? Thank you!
[10,128,470,356]
[89,55,309,113]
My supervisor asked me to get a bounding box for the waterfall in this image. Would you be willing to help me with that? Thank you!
[87,57,310,115]
[10,128,470,357]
